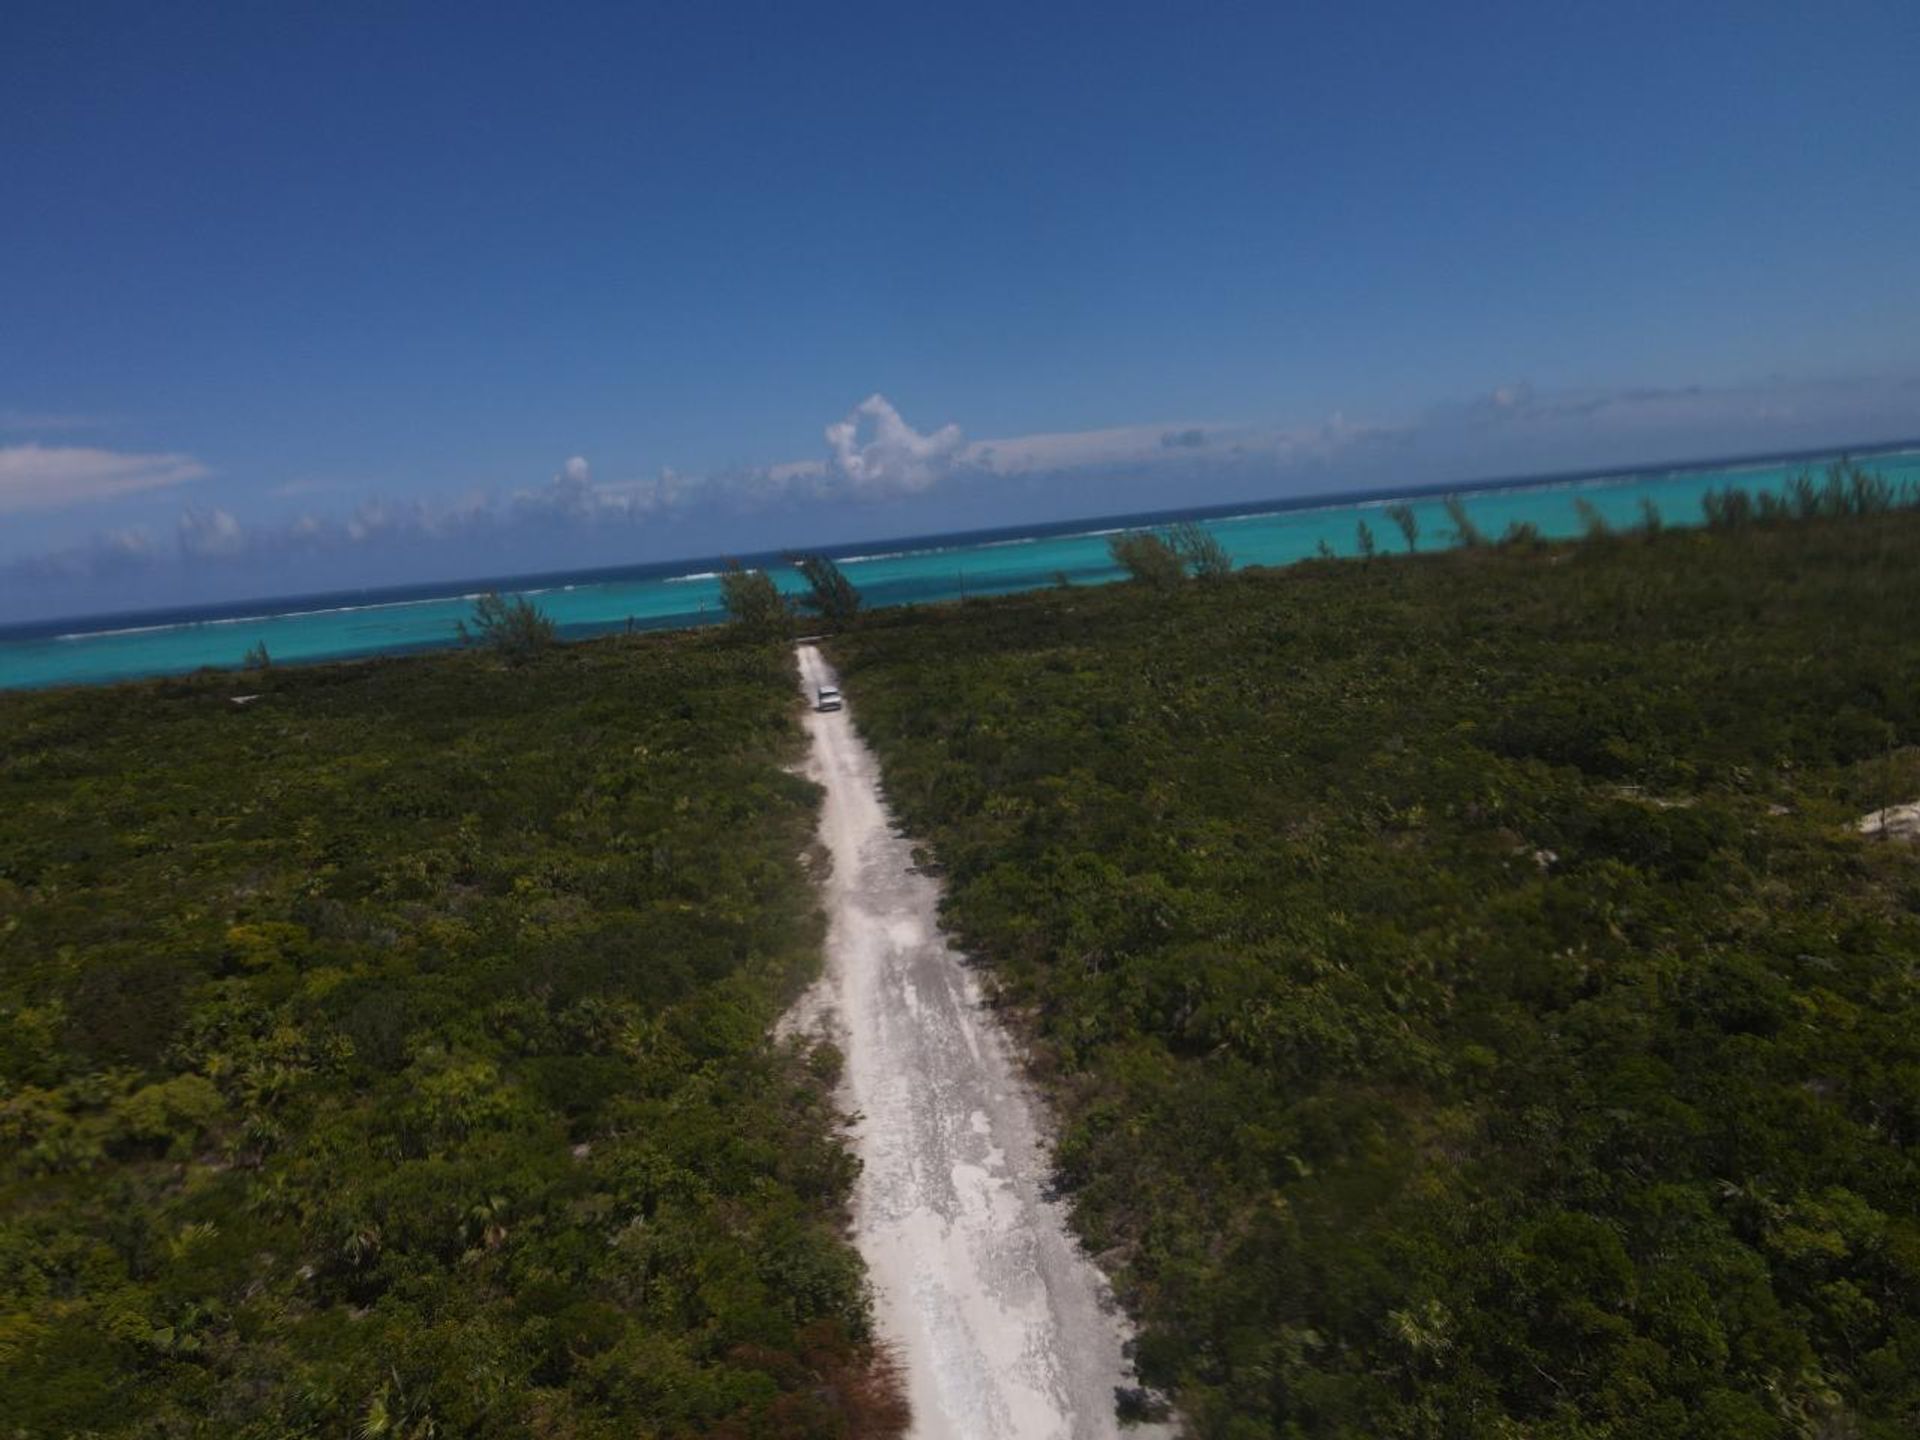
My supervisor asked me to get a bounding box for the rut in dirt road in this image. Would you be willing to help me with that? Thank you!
[788,643,1171,1440]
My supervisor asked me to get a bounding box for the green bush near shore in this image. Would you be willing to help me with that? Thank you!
[829,511,1920,1438]
[0,635,903,1438]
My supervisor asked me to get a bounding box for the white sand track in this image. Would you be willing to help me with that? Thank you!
[789,644,1169,1440]
[1858,800,1920,841]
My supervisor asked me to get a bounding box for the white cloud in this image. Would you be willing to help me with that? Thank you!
[1441,379,1815,433]
[965,422,1176,476]
[823,394,965,498]
[538,455,596,519]
[19,372,1915,605]
[177,508,246,557]
[344,497,439,542]
[512,454,677,523]
[0,443,208,515]
[594,465,687,517]
[959,412,1394,479]
[103,526,156,556]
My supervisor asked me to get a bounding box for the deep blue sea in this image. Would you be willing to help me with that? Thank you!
[4,443,1917,692]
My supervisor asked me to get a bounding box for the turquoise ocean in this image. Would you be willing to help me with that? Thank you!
[4,444,1916,692]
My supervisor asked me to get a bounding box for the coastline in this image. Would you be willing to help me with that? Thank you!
[5,440,1918,692]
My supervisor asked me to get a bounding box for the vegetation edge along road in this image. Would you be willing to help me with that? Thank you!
[0,630,908,1438]
[826,505,1920,1439]
[791,641,1169,1438]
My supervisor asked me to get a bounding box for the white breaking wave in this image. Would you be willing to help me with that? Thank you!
[55,593,470,642]
[843,535,1039,566]
[55,620,180,642]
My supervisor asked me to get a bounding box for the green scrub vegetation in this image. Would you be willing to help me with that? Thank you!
[828,509,1920,1438]
[0,635,904,1438]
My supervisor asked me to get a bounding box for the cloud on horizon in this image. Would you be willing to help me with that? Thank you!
[6,374,1918,623]
[0,443,209,516]
[822,393,966,499]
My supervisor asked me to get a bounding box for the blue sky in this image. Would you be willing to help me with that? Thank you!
[4,1,1919,621]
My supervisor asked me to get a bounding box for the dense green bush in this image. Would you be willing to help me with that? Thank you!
[1165,521,1233,580]
[1108,530,1188,587]
[1108,523,1234,585]
[456,590,557,661]
[0,633,901,1438]
[790,554,863,631]
[830,511,1920,1439]
[719,562,793,640]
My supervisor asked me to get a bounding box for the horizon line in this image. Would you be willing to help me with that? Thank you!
[7,430,1918,641]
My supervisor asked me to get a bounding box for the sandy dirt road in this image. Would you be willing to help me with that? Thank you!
[789,644,1169,1440]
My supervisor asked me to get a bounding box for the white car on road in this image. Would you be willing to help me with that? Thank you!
[815,685,843,712]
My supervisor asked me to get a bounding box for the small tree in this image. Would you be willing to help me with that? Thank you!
[1108,530,1186,587]
[788,553,862,630]
[1638,498,1663,537]
[1836,456,1893,515]
[242,640,272,671]
[1573,496,1611,542]
[1166,521,1232,580]
[1787,470,1820,520]
[1442,495,1485,548]
[457,592,555,662]
[1356,519,1377,563]
[718,562,791,639]
[1385,502,1419,553]
[1701,487,1753,530]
